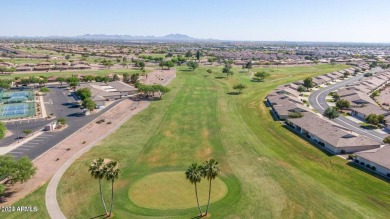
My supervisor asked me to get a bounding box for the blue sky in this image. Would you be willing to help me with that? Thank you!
[1,0,389,42]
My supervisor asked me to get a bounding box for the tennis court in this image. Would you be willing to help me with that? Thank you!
[0,90,34,104]
[0,103,35,120]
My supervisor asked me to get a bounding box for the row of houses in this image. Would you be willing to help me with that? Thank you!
[78,81,137,106]
[335,71,390,131]
[15,62,91,72]
[266,67,390,179]
[266,90,382,154]
[290,67,362,88]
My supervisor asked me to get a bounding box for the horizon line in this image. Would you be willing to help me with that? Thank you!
[0,34,389,44]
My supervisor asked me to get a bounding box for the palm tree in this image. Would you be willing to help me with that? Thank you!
[185,163,203,216]
[104,161,120,217]
[202,159,221,216]
[88,158,108,215]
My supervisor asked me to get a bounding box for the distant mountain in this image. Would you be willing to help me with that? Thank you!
[0,33,218,42]
[73,34,203,42]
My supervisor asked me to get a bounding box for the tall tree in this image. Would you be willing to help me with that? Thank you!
[196,50,201,62]
[233,83,247,94]
[187,61,199,71]
[122,73,130,83]
[297,85,305,93]
[82,98,96,112]
[335,99,350,112]
[323,107,340,119]
[152,84,170,99]
[104,161,121,217]
[185,50,193,58]
[88,158,108,215]
[185,163,204,216]
[254,71,270,81]
[0,156,36,196]
[303,77,314,91]
[130,73,140,84]
[112,74,120,81]
[244,61,252,72]
[222,61,233,77]
[201,159,221,216]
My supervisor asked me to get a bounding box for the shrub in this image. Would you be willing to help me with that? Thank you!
[354,159,360,163]
[347,154,356,160]
[39,87,50,93]
[360,162,365,165]
[370,166,376,171]
[387,173,390,177]
[365,164,371,168]
[288,111,303,118]
[57,118,66,125]
[340,150,346,154]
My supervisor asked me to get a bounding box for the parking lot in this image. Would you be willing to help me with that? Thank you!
[2,85,121,159]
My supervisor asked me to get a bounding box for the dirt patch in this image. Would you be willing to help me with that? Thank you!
[147,155,159,164]
[201,129,209,139]
[195,146,213,160]
[164,130,173,137]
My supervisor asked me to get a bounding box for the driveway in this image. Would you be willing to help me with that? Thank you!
[308,68,387,143]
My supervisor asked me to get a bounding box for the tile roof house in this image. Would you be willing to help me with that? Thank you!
[355,146,390,178]
[350,104,390,120]
[312,77,327,86]
[337,88,376,106]
[286,112,382,154]
[107,81,138,96]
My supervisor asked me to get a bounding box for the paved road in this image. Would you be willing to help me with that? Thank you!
[4,86,122,160]
[308,69,388,143]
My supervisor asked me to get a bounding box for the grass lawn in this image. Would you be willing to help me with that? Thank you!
[9,64,390,219]
[138,53,166,58]
[1,184,50,219]
[359,122,379,130]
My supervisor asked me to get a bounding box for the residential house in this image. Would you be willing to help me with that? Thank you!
[350,104,390,120]
[355,146,390,178]
[286,112,382,154]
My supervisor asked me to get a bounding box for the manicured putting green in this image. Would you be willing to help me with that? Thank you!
[128,171,228,210]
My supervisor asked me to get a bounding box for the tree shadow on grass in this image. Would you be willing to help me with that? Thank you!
[227,92,240,95]
[214,76,226,79]
[0,189,16,203]
[251,78,264,83]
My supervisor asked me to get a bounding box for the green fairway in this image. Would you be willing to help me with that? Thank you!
[128,171,227,210]
[9,64,390,219]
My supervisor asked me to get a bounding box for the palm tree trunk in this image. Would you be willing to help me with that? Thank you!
[99,179,108,214]
[109,180,114,217]
[205,179,212,215]
[194,182,203,216]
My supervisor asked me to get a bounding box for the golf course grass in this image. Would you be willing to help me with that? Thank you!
[8,64,390,219]
[128,171,227,209]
